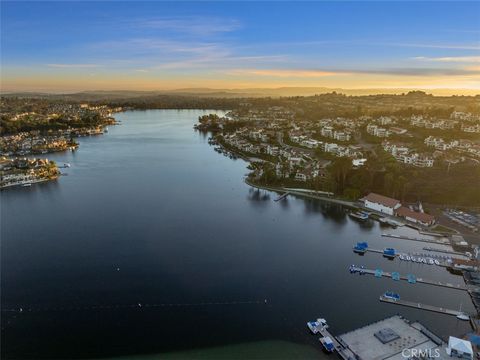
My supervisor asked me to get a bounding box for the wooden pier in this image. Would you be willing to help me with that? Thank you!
[274,192,290,202]
[379,296,466,318]
[350,266,468,291]
[382,233,449,245]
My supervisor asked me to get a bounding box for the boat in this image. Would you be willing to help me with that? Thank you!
[319,336,335,353]
[434,259,440,266]
[349,211,369,221]
[428,258,435,265]
[353,242,368,254]
[64,163,71,168]
[383,248,396,259]
[307,318,328,334]
[456,303,469,321]
[383,291,400,301]
[22,183,32,187]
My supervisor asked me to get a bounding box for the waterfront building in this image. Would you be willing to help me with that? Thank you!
[361,192,401,215]
[446,336,473,359]
[395,206,435,226]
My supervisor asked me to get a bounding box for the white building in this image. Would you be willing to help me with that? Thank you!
[352,158,367,167]
[446,336,473,359]
[362,192,401,215]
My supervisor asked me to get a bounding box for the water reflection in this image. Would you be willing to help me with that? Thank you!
[247,188,271,204]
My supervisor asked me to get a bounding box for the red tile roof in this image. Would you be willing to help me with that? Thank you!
[395,206,435,224]
[362,192,401,208]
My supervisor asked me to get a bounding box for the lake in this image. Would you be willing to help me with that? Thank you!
[1,110,471,359]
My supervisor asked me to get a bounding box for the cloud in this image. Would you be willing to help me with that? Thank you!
[47,63,102,68]
[391,42,480,51]
[135,16,241,35]
[227,67,480,78]
[413,56,480,63]
[228,69,342,77]
[243,40,480,52]
[351,67,480,76]
[89,37,288,71]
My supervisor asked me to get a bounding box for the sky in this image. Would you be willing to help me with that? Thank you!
[1,1,479,93]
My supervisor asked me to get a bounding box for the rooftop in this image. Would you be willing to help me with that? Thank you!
[395,206,435,223]
[362,192,401,208]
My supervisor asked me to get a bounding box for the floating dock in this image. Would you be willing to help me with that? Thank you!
[423,246,469,258]
[349,266,468,291]
[382,233,449,245]
[316,325,356,359]
[379,296,467,318]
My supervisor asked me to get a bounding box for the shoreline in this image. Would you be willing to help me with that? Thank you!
[205,130,462,238]
[0,175,59,189]
[243,178,458,237]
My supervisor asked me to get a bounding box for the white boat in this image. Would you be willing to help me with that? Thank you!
[434,259,440,266]
[457,313,469,321]
[406,256,411,261]
[22,183,32,187]
[307,318,328,334]
[319,336,335,352]
[307,321,320,334]
[428,259,434,265]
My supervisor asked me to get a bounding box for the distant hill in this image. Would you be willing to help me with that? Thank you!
[2,87,479,100]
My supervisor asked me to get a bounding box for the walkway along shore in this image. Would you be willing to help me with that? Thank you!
[244,178,358,209]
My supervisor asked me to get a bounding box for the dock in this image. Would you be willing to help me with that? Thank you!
[316,325,356,359]
[382,233,449,245]
[350,266,468,291]
[355,248,451,267]
[423,246,469,258]
[274,192,290,202]
[379,296,466,318]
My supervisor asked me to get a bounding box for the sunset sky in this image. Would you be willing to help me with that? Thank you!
[1,1,479,93]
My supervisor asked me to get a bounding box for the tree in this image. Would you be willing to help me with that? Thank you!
[329,157,352,194]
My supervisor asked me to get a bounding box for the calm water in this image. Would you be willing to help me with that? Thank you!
[1,110,471,359]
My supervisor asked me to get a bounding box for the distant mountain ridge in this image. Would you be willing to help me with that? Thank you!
[2,87,479,99]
